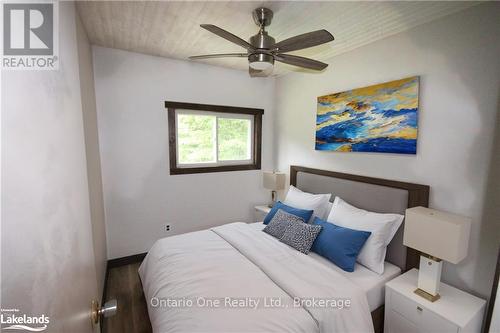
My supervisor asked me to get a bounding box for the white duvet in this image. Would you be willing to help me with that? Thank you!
[139,222,374,333]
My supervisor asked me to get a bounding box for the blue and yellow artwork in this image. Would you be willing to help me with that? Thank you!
[316,77,419,154]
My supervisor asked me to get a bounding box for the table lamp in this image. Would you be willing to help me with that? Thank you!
[262,171,285,207]
[403,206,471,302]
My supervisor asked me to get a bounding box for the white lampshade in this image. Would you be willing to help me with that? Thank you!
[403,206,471,264]
[262,172,286,191]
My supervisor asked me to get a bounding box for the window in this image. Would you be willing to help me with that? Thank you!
[176,111,252,165]
[166,102,263,174]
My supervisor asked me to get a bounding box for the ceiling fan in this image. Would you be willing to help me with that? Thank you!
[189,7,334,77]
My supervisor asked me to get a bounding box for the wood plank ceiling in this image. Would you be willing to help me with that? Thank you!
[76,1,477,76]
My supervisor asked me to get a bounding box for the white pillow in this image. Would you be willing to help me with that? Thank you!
[283,185,332,221]
[325,201,334,218]
[327,196,404,274]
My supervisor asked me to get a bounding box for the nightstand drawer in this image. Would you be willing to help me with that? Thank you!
[391,290,423,323]
[387,310,419,333]
[390,290,458,333]
[422,309,458,333]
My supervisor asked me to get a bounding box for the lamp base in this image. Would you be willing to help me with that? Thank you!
[416,254,442,302]
[267,191,278,208]
[414,288,440,302]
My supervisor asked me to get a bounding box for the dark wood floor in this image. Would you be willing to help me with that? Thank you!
[102,262,152,333]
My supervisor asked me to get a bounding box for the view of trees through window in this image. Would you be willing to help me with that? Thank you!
[177,113,251,165]
[218,118,251,161]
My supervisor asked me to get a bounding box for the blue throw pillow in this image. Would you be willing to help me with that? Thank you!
[311,217,371,272]
[263,201,314,225]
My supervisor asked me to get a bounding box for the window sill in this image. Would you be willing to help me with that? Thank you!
[170,163,260,175]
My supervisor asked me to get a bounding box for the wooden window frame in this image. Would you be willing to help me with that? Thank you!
[166,101,264,175]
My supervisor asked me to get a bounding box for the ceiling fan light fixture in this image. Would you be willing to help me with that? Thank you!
[190,7,334,76]
[248,53,274,71]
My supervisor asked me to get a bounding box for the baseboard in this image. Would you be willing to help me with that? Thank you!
[107,252,148,268]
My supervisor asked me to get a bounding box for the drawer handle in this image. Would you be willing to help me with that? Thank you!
[416,306,423,312]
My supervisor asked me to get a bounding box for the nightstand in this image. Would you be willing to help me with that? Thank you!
[385,268,485,333]
[254,205,271,222]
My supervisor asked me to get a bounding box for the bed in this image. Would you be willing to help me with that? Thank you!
[139,166,429,333]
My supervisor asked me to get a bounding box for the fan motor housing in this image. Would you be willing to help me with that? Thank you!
[249,32,276,49]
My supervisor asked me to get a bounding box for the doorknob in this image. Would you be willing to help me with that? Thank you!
[91,299,118,325]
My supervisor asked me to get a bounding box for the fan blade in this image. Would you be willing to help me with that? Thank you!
[200,24,255,51]
[189,53,247,60]
[275,54,328,71]
[249,67,272,77]
[272,29,334,53]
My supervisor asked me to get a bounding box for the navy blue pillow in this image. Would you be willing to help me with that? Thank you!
[311,217,371,272]
[263,201,314,225]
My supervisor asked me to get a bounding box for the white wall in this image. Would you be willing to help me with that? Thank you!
[93,47,275,259]
[76,11,107,298]
[2,3,99,331]
[274,3,500,298]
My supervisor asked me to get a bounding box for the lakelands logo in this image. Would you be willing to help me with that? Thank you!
[1,308,49,331]
[1,1,59,70]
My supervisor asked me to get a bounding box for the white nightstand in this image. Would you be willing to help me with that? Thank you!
[385,269,485,333]
[254,205,271,222]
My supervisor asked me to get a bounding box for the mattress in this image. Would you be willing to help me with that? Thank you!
[249,222,401,311]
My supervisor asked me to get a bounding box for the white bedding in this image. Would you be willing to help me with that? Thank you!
[310,256,401,311]
[139,222,374,333]
[250,222,402,311]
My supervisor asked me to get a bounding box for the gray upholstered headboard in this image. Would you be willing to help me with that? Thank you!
[290,166,429,271]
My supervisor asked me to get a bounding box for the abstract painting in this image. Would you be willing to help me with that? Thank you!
[316,76,419,154]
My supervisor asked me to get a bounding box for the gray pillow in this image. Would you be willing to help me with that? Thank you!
[280,221,322,254]
[263,209,305,239]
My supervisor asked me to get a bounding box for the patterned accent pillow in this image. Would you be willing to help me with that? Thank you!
[263,209,305,239]
[280,221,322,254]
